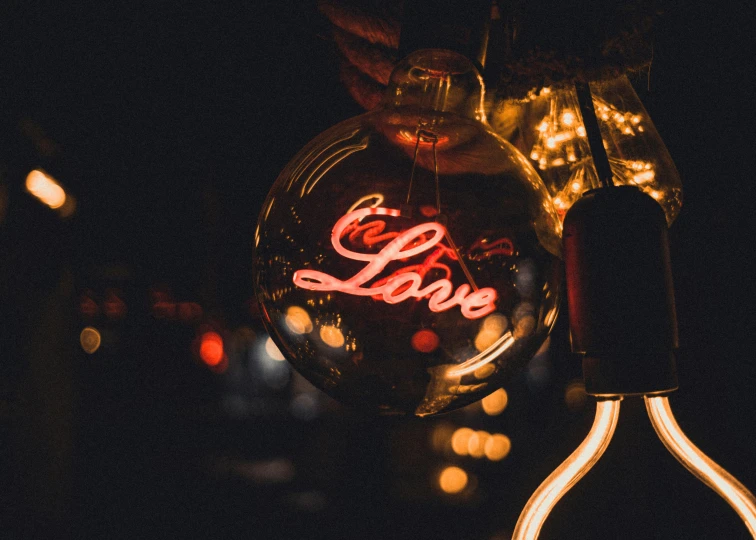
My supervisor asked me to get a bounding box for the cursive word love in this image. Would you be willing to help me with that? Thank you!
[292,207,497,319]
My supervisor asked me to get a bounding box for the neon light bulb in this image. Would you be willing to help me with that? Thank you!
[293,207,497,319]
[254,50,562,416]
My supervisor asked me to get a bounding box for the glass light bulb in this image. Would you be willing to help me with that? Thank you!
[491,76,683,223]
[254,50,562,416]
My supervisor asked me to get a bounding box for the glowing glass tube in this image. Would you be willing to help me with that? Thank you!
[646,396,756,537]
[512,398,621,540]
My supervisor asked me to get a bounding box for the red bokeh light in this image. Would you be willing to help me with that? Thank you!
[199,332,225,367]
[419,205,438,217]
[411,329,440,353]
[177,302,203,321]
[103,289,127,319]
[79,293,100,317]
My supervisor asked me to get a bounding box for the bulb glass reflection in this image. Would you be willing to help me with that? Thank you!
[491,77,683,223]
[255,50,561,416]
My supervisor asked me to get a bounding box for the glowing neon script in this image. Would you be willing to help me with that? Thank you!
[292,207,497,319]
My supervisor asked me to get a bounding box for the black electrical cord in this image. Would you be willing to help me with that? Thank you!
[575,81,614,189]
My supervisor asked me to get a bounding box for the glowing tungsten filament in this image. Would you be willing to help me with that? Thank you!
[512,399,621,540]
[529,100,587,170]
[592,96,645,136]
[512,396,756,539]
[646,396,756,537]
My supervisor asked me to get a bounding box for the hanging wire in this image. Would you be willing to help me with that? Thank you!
[512,398,621,540]
[405,128,480,291]
[433,134,441,213]
[575,81,614,189]
[405,130,423,204]
[645,396,756,538]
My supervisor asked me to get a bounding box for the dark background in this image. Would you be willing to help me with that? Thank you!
[1,1,755,539]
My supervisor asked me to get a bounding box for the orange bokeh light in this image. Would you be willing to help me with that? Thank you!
[484,434,512,461]
[199,332,224,366]
[451,427,474,456]
[438,466,468,494]
[481,388,509,416]
[177,302,203,321]
[25,169,66,209]
[79,327,102,354]
[319,325,345,348]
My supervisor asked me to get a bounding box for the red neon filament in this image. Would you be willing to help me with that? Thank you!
[468,237,515,260]
[292,207,497,320]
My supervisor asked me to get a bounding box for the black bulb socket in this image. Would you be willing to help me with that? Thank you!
[563,186,678,397]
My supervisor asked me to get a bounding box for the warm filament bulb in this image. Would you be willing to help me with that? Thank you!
[512,396,756,539]
[512,399,621,540]
[646,396,756,537]
[493,76,682,224]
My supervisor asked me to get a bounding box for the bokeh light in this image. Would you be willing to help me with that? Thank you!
[103,290,127,319]
[285,306,313,334]
[438,466,468,494]
[430,422,455,452]
[468,430,489,458]
[25,169,66,209]
[199,332,225,366]
[411,329,440,353]
[451,427,474,456]
[319,325,345,348]
[481,388,509,416]
[474,313,508,352]
[264,337,286,361]
[79,327,101,354]
[484,434,512,461]
[565,379,588,411]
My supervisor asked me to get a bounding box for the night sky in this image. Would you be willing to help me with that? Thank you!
[1,1,755,539]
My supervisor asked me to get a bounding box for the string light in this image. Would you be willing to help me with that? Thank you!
[495,77,683,223]
[524,91,664,218]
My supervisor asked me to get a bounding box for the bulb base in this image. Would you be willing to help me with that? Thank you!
[563,186,679,396]
[583,352,678,396]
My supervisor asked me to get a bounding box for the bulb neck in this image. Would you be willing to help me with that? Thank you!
[398,0,491,73]
[384,50,486,122]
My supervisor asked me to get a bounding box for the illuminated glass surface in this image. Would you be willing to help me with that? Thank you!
[491,77,683,224]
